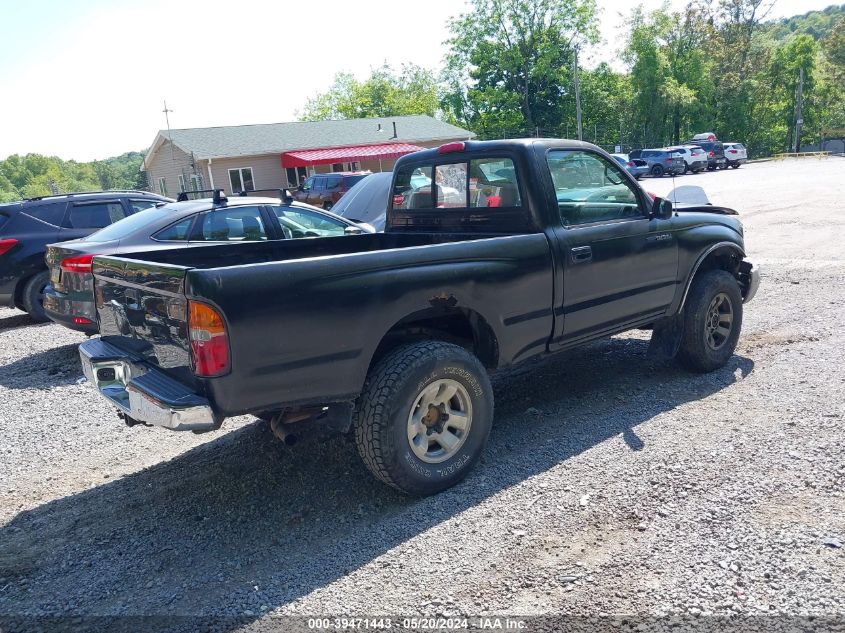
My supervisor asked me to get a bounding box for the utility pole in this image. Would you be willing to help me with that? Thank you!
[573,46,583,141]
[794,67,804,154]
[162,101,175,161]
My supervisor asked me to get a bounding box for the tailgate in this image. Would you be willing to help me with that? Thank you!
[93,254,195,383]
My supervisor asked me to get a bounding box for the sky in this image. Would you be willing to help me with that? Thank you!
[0,0,838,161]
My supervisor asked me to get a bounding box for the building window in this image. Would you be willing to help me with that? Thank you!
[190,174,202,191]
[158,177,167,196]
[228,167,255,193]
[178,174,186,193]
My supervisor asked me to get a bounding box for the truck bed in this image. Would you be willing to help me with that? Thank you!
[93,231,555,417]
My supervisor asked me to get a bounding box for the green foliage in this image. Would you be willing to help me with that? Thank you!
[442,0,599,138]
[0,151,146,202]
[298,64,439,121]
[765,4,845,42]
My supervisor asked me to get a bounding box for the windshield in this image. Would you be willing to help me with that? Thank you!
[81,205,172,242]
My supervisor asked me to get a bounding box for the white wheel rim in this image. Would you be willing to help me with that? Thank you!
[406,379,473,464]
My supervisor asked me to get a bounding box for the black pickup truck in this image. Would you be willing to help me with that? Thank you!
[79,139,759,495]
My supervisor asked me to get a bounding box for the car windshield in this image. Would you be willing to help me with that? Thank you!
[80,205,172,242]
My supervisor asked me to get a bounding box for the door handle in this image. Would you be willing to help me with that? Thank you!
[570,245,592,264]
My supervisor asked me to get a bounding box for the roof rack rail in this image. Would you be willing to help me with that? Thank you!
[25,189,156,202]
[176,189,220,202]
[236,188,294,204]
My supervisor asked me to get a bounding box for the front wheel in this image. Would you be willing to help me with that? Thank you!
[677,270,743,372]
[354,341,493,495]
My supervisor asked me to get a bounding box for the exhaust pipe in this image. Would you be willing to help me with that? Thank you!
[270,416,298,446]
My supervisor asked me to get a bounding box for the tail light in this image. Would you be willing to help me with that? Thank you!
[709,151,715,157]
[437,142,465,154]
[73,317,93,326]
[664,158,673,164]
[60,253,96,274]
[0,238,18,256]
[728,149,737,154]
[627,161,635,167]
[189,301,230,377]
[393,194,405,206]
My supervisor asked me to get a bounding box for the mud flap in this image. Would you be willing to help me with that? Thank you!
[647,312,684,360]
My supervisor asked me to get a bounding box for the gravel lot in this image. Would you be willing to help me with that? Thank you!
[1,158,843,630]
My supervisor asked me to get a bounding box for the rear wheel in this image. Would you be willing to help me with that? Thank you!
[731,163,740,169]
[354,341,493,495]
[21,270,50,323]
[677,270,742,372]
[651,165,664,177]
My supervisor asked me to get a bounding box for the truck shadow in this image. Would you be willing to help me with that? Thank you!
[0,336,753,627]
[0,343,82,390]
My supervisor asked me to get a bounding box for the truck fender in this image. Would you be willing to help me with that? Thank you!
[678,241,745,313]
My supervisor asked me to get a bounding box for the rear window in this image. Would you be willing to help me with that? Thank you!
[393,158,521,210]
[22,202,66,226]
[81,205,173,241]
[67,202,126,229]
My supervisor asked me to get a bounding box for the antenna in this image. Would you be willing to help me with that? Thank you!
[163,100,175,162]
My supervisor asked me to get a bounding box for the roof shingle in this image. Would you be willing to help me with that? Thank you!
[159,115,474,159]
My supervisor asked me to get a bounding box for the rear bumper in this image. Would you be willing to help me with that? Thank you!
[43,285,98,333]
[0,277,17,307]
[79,338,219,432]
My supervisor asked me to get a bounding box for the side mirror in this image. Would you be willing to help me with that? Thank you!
[344,225,364,235]
[651,197,674,220]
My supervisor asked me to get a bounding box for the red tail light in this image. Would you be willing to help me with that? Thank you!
[709,151,715,157]
[61,253,96,273]
[664,158,673,164]
[73,317,93,326]
[437,142,465,154]
[627,161,635,167]
[189,301,230,377]
[728,149,737,154]
[0,238,18,256]
[393,194,405,206]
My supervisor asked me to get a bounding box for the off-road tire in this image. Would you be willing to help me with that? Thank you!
[677,270,743,373]
[21,270,50,323]
[354,341,493,496]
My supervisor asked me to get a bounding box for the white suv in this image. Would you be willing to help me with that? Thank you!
[723,143,748,168]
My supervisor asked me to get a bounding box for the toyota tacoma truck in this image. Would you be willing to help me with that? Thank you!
[79,139,760,496]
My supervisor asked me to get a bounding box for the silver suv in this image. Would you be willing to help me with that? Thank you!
[638,149,685,177]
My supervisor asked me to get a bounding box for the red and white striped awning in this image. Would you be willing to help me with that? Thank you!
[281,142,424,168]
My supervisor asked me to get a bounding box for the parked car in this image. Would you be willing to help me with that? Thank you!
[723,143,748,168]
[331,171,392,231]
[668,146,707,173]
[691,132,718,142]
[78,139,759,496]
[0,190,171,322]
[44,193,374,333]
[687,140,727,170]
[639,149,686,177]
[293,172,371,210]
[611,154,649,180]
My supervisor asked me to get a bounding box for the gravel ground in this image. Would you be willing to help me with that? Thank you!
[1,158,843,630]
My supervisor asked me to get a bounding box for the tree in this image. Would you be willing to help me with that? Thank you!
[442,0,599,138]
[298,64,439,121]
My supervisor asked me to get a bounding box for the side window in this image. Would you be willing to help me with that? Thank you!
[154,216,194,241]
[67,202,126,229]
[129,199,159,213]
[314,178,327,192]
[547,150,641,226]
[22,202,66,226]
[325,177,342,190]
[301,177,314,191]
[393,165,434,209]
[469,158,521,208]
[433,163,468,208]
[271,206,346,238]
[199,206,267,241]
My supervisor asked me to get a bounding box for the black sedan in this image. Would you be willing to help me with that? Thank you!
[44,194,374,332]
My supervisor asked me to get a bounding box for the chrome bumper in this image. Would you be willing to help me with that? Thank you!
[742,262,761,304]
[79,338,218,432]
